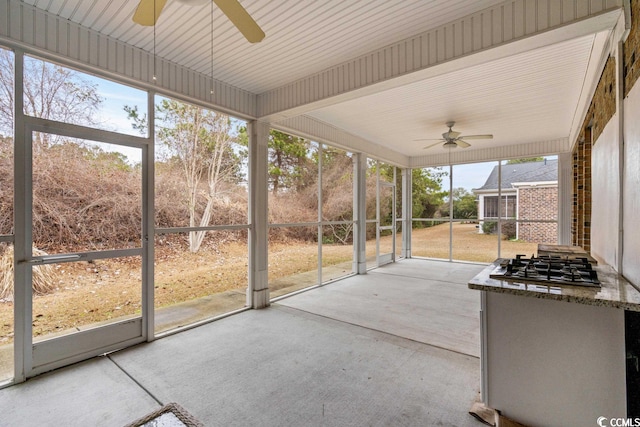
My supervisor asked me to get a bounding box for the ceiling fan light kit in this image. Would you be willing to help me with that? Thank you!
[415,121,493,150]
[443,141,458,149]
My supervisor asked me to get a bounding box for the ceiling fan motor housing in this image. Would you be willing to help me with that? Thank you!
[418,122,492,150]
[443,130,461,140]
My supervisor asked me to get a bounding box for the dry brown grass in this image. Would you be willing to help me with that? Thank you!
[0,223,538,342]
[412,222,538,262]
[0,246,57,300]
[153,240,249,306]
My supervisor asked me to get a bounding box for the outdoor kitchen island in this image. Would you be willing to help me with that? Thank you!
[468,248,640,426]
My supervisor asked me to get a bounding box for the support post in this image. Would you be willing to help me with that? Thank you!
[402,168,412,258]
[248,120,270,308]
[557,152,573,245]
[142,91,155,341]
[13,48,29,383]
[615,39,625,274]
[353,153,367,274]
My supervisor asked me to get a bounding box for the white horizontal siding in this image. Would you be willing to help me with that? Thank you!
[258,0,622,119]
[275,115,409,167]
[0,0,257,119]
[274,116,570,168]
[409,138,570,168]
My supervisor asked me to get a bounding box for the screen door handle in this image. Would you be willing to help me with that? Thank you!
[25,254,82,264]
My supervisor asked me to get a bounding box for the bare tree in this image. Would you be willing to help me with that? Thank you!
[0,49,14,136]
[0,49,102,142]
[127,99,236,252]
[0,48,105,242]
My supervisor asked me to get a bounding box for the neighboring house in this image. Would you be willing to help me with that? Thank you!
[473,159,558,243]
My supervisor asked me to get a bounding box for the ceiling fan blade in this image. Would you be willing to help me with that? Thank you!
[456,139,471,148]
[132,0,168,26]
[459,134,493,140]
[213,0,265,43]
[413,138,444,142]
[423,141,444,150]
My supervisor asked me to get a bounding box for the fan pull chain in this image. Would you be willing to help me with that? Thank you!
[210,0,214,96]
[152,0,157,82]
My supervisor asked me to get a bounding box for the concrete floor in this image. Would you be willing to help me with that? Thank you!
[0,259,485,426]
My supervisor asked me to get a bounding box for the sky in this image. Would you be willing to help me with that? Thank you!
[421,162,496,193]
[450,162,497,191]
[93,77,248,164]
[95,79,147,136]
[93,78,148,163]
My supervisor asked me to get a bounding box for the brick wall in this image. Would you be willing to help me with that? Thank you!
[571,0,640,252]
[518,186,558,243]
[625,0,640,97]
[572,58,615,252]
[572,129,593,251]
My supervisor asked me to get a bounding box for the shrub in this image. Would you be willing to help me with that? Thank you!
[482,220,516,239]
[482,220,497,234]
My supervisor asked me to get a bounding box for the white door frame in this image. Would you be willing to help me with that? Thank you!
[13,117,151,379]
[377,180,396,267]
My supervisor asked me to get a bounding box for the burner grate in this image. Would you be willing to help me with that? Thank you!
[490,254,600,287]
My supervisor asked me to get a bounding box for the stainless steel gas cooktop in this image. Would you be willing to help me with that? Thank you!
[489,254,601,288]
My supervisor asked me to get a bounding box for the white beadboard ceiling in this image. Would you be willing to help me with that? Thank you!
[308,33,601,157]
[15,0,622,165]
[22,0,507,93]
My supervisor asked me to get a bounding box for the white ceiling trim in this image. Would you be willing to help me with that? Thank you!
[569,10,628,148]
[409,138,570,168]
[0,0,625,167]
[303,33,599,160]
[259,0,623,122]
[273,115,409,167]
[0,0,257,120]
[19,0,515,95]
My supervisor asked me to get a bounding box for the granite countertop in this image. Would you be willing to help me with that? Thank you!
[468,260,640,311]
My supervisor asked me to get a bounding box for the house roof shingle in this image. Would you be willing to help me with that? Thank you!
[474,159,558,191]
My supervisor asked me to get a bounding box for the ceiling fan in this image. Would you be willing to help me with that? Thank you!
[417,121,493,150]
[132,0,265,43]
